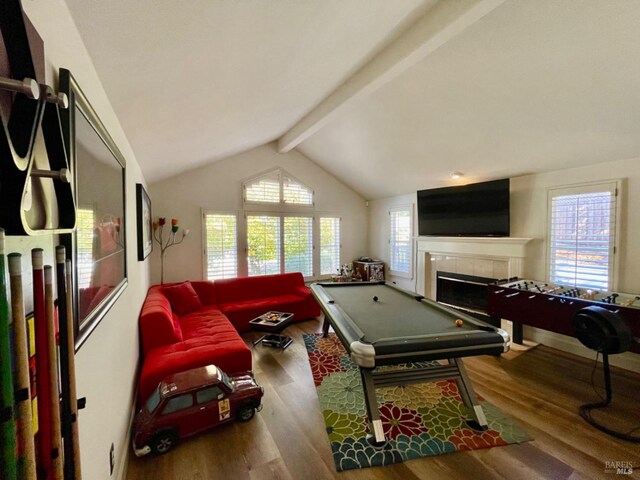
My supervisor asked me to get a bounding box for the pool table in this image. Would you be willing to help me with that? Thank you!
[310,281,510,445]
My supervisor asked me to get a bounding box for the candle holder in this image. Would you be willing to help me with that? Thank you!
[153,217,189,284]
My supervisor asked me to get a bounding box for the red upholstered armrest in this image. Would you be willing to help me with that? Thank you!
[293,285,312,298]
[139,287,183,356]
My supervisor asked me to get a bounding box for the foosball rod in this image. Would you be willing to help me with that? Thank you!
[622,296,640,308]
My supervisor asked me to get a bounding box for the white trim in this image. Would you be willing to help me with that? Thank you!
[524,326,640,372]
[416,236,532,258]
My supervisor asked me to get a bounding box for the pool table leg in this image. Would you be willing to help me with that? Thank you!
[321,314,331,337]
[359,368,386,446]
[450,358,488,431]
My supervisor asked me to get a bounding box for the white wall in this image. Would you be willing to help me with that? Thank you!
[367,157,640,370]
[149,143,368,284]
[7,2,151,479]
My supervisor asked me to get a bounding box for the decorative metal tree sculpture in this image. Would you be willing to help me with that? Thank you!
[153,217,189,284]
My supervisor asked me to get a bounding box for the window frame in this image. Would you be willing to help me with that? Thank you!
[161,393,194,416]
[545,180,621,291]
[388,205,414,279]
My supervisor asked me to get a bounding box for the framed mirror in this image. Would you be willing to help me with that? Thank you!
[59,68,127,350]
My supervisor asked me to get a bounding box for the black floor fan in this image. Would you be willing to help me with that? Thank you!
[572,306,640,442]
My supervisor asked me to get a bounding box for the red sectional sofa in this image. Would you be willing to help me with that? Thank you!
[138,272,320,403]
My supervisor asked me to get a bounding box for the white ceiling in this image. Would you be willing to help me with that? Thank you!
[64,0,640,199]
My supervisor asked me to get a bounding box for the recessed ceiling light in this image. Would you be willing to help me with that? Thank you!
[450,171,464,179]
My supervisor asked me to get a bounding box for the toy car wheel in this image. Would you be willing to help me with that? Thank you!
[237,404,255,422]
[151,431,178,454]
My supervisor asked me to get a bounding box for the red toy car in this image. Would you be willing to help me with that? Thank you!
[132,364,264,456]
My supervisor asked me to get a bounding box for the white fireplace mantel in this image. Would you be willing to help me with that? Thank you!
[416,236,533,259]
[415,236,535,299]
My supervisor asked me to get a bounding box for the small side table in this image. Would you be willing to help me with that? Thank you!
[353,260,385,281]
[249,312,294,349]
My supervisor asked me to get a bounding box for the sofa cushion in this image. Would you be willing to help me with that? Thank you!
[179,306,233,341]
[163,281,202,315]
[190,281,217,305]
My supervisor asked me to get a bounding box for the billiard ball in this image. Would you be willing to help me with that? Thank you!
[455,319,463,328]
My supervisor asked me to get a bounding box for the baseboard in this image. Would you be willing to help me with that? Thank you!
[524,326,640,372]
[117,361,142,480]
[116,392,137,480]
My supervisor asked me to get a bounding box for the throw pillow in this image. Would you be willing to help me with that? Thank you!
[163,281,202,315]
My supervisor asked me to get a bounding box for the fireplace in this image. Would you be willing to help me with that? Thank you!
[416,236,533,342]
[436,271,497,314]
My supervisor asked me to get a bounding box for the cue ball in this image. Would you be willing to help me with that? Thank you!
[455,319,463,328]
[373,296,378,302]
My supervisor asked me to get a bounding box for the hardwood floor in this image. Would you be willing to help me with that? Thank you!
[126,318,640,480]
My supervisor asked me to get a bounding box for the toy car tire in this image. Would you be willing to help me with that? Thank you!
[237,404,255,422]
[151,431,178,455]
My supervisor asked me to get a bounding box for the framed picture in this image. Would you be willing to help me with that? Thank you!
[59,68,128,350]
[136,183,153,261]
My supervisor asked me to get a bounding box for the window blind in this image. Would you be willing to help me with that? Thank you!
[283,174,313,205]
[320,217,341,275]
[284,216,313,276]
[247,215,281,276]
[204,213,238,280]
[244,171,280,203]
[76,208,94,289]
[548,183,617,290]
[389,208,411,274]
[244,169,314,206]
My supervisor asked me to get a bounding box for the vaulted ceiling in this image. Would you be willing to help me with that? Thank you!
[64,0,640,199]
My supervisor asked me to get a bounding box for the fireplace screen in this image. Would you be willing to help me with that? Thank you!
[436,271,497,314]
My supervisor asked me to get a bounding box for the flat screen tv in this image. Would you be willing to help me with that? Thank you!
[417,178,510,237]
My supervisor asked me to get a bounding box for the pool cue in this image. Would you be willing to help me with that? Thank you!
[56,247,80,480]
[65,259,81,480]
[0,229,18,480]
[32,248,53,480]
[8,253,37,480]
[44,266,64,480]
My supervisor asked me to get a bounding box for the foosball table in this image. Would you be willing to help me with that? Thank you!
[487,279,640,354]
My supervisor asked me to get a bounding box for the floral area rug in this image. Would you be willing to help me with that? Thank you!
[303,333,531,472]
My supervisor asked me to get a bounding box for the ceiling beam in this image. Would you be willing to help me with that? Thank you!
[277,0,505,153]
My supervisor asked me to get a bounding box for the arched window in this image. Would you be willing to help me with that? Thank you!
[243,168,313,206]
